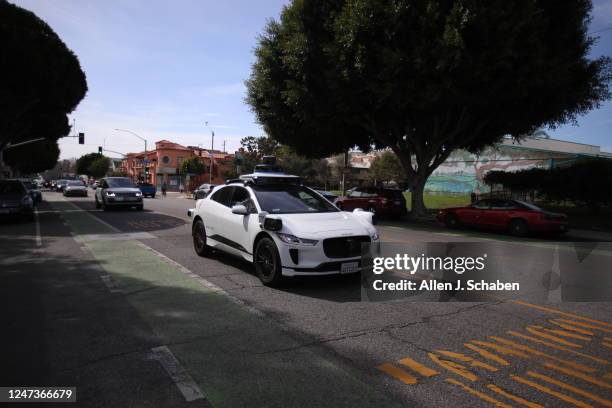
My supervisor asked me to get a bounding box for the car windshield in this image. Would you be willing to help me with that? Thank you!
[253,184,339,214]
[67,181,83,186]
[107,178,135,188]
[515,200,543,212]
[0,180,26,195]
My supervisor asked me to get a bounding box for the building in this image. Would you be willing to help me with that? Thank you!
[121,140,235,192]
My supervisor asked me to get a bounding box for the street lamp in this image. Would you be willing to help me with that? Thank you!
[115,128,147,181]
[204,122,215,184]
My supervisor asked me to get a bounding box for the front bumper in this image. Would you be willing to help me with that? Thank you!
[105,196,142,206]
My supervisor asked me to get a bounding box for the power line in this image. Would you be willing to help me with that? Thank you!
[590,26,612,35]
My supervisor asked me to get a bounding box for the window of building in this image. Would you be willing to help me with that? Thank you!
[162,156,170,164]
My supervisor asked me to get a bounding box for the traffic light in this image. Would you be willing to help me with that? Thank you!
[78,132,85,144]
[98,146,103,154]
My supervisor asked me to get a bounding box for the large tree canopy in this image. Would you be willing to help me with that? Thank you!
[246,0,611,215]
[0,0,87,153]
[3,139,60,175]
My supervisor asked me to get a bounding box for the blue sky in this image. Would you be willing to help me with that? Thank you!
[13,0,612,159]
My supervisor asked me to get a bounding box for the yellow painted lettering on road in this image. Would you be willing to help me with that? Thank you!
[464,343,510,366]
[512,301,612,328]
[544,362,612,389]
[445,378,511,408]
[549,319,594,336]
[537,326,592,341]
[376,363,418,385]
[471,340,530,359]
[511,375,594,408]
[436,350,498,372]
[555,318,612,334]
[507,330,610,365]
[527,371,612,407]
[525,326,583,348]
[428,353,478,381]
[486,384,544,408]
[397,357,439,377]
[490,336,596,373]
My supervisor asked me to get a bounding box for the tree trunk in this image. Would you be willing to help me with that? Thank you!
[410,177,428,218]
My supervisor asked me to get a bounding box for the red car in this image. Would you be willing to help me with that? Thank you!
[334,187,407,220]
[437,199,568,236]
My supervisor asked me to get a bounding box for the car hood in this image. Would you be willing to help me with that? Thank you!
[277,211,374,236]
[106,187,140,193]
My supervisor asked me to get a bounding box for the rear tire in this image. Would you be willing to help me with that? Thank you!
[192,219,211,257]
[508,219,528,237]
[445,213,460,228]
[254,237,283,287]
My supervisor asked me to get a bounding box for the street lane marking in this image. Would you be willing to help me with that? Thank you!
[544,362,612,389]
[463,343,509,366]
[398,357,439,377]
[34,208,42,247]
[507,330,610,365]
[150,346,205,402]
[470,340,531,359]
[537,326,592,341]
[512,301,612,327]
[525,326,583,348]
[490,336,596,373]
[445,378,511,408]
[604,342,612,349]
[554,319,612,333]
[376,363,417,385]
[511,375,594,408]
[527,371,612,407]
[486,384,543,408]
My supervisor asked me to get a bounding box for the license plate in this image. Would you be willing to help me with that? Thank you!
[341,261,359,274]
[115,197,124,201]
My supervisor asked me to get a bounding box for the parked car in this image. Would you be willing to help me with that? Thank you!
[19,179,42,204]
[316,190,338,202]
[0,179,35,221]
[55,179,68,192]
[137,182,157,198]
[95,177,143,211]
[437,199,568,236]
[63,180,88,197]
[193,183,217,200]
[334,187,407,221]
[187,172,378,286]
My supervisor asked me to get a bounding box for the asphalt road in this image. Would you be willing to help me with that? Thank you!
[2,190,611,408]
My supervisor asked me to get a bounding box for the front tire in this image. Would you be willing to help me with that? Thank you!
[254,237,283,286]
[192,219,211,257]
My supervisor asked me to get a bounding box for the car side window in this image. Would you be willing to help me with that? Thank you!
[472,200,490,209]
[230,187,250,206]
[211,186,234,207]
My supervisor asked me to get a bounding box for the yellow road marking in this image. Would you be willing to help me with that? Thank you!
[549,319,594,336]
[512,301,612,327]
[376,363,418,385]
[445,378,512,408]
[486,384,544,408]
[554,318,612,334]
[512,375,594,408]
[428,353,478,381]
[436,350,498,372]
[544,362,612,389]
[471,340,531,358]
[525,326,583,348]
[603,342,612,349]
[604,373,612,381]
[464,343,510,366]
[537,326,592,341]
[528,371,612,407]
[490,336,596,373]
[606,337,612,342]
[507,330,610,365]
[398,357,439,377]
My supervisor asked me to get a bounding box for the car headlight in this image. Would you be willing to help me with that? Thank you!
[135,192,143,197]
[106,192,116,197]
[370,231,380,241]
[277,233,318,246]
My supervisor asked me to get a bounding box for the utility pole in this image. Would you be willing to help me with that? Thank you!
[205,122,214,183]
[115,129,147,182]
[223,140,226,153]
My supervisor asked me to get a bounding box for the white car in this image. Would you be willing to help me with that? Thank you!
[188,172,379,286]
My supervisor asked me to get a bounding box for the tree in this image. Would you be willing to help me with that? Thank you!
[76,153,103,176]
[246,0,611,216]
[0,1,87,154]
[237,135,281,173]
[88,156,110,178]
[369,151,404,185]
[3,139,60,174]
[179,156,206,175]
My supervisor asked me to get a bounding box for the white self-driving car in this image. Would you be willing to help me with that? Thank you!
[188,172,379,286]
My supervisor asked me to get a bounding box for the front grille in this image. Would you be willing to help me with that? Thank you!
[116,192,137,197]
[323,235,370,258]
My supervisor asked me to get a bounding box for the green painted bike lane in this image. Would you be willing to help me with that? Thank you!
[47,195,400,408]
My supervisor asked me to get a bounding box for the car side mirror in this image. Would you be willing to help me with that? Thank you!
[258,211,282,231]
[231,204,248,215]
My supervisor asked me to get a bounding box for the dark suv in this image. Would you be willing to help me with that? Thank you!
[0,179,35,221]
[334,187,407,220]
[94,177,143,211]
